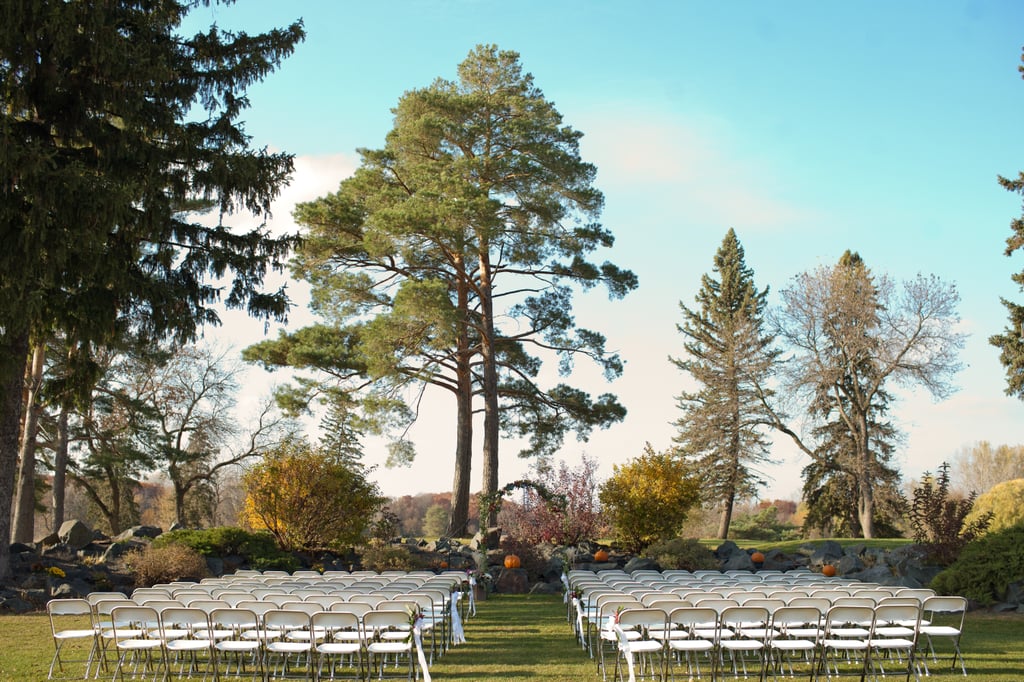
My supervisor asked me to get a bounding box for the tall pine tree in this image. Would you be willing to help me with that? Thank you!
[0,1,303,575]
[672,229,778,539]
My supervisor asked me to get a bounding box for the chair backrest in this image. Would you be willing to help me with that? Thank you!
[720,606,770,633]
[616,607,667,632]
[210,607,259,632]
[265,609,312,632]
[86,591,128,606]
[187,599,229,615]
[215,592,251,607]
[94,598,136,619]
[873,603,921,631]
[922,595,967,616]
[235,600,277,619]
[831,597,875,608]
[788,597,831,611]
[645,598,690,613]
[330,602,373,619]
[48,598,92,618]
[743,598,786,612]
[349,594,388,607]
[110,605,159,638]
[691,597,737,613]
[283,601,322,616]
[892,588,935,603]
[769,605,821,632]
[312,610,359,632]
[159,606,210,633]
[824,605,874,632]
[668,606,719,632]
[304,595,344,609]
[363,609,410,631]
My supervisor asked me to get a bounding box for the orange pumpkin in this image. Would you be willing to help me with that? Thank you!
[503,554,521,569]
[439,561,449,569]
[822,564,837,577]
[750,551,765,563]
[593,549,610,562]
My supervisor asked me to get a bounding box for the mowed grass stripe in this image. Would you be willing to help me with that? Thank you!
[430,593,594,681]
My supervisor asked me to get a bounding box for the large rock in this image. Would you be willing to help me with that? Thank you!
[836,553,864,575]
[808,541,844,566]
[58,520,94,551]
[495,567,529,594]
[103,540,147,562]
[470,527,502,551]
[624,557,660,574]
[113,526,162,542]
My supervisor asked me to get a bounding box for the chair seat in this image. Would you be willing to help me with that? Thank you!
[669,639,715,652]
[822,637,870,650]
[367,642,412,654]
[317,642,361,655]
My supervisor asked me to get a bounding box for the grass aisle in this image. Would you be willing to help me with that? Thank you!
[430,593,595,681]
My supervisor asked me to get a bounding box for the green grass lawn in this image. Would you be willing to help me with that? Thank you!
[2,593,1021,681]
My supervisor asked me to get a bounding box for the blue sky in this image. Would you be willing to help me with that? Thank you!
[198,1,1024,500]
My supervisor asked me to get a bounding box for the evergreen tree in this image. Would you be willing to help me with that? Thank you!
[671,229,778,539]
[991,50,1024,396]
[273,45,635,535]
[0,1,303,575]
[802,379,904,537]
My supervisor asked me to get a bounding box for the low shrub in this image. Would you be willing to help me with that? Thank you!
[499,536,546,579]
[360,544,415,572]
[909,462,991,566]
[643,537,718,571]
[153,526,294,571]
[930,522,1024,605]
[127,544,210,587]
[729,506,801,542]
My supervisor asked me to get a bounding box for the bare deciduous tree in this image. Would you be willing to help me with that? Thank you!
[769,251,964,538]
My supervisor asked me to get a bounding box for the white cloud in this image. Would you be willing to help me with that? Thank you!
[575,104,822,231]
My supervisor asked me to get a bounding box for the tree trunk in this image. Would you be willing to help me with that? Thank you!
[856,412,875,539]
[447,260,474,538]
[478,250,500,528]
[51,407,69,531]
[0,330,30,577]
[448,376,473,537]
[12,342,45,542]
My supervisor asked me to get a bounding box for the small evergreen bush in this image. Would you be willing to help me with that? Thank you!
[930,522,1024,605]
[153,526,295,571]
[127,544,209,586]
[730,506,801,542]
[643,537,718,571]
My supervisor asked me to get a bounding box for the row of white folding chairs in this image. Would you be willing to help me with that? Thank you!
[78,588,455,668]
[595,596,966,682]
[47,597,425,681]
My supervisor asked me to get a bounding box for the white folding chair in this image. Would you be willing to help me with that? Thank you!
[718,606,771,681]
[313,611,365,681]
[663,606,717,681]
[158,606,215,681]
[109,605,166,681]
[814,605,873,681]
[46,598,97,680]
[611,608,668,682]
[765,605,822,681]
[209,607,264,681]
[364,610,416,681]
[263,609,315,679]
[918,595,967,676]
[866,603,922,682]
